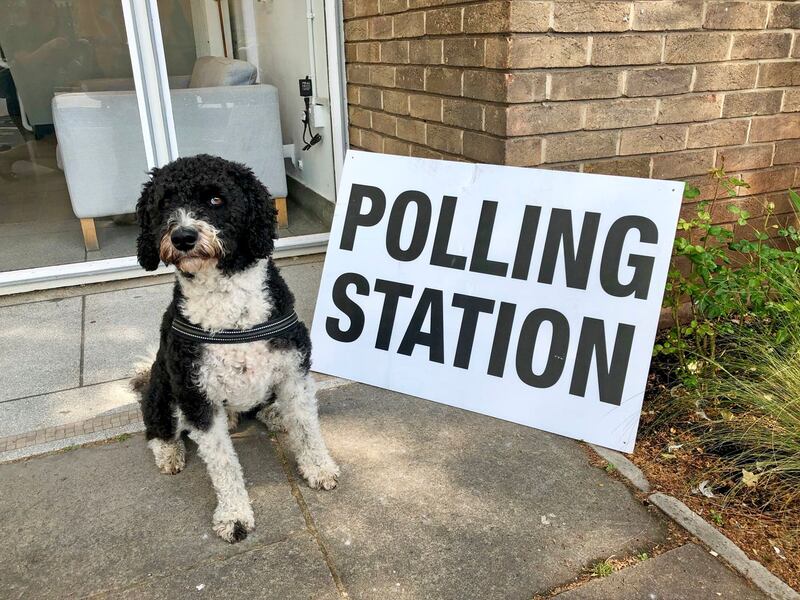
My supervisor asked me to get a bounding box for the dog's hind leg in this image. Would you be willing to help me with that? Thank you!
[255,400,285,433]
[148,438,186,474]
[226,408,239,432]
[275,370,339,491]
[188,411,255,543]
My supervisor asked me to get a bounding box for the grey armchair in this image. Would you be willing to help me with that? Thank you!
[52,58,288,251]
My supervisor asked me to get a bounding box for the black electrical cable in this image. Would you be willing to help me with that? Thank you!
[301,96,322,151]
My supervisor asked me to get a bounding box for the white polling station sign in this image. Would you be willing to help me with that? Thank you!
[310,151,683,452]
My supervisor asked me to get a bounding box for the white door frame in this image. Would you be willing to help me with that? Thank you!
[0,0,348,296]
[325,0,349,191]
[121,0,179,167]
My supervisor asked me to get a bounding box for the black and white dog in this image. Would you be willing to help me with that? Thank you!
[131,154,339,543]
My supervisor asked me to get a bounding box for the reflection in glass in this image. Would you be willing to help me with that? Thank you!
[0,0,194,271]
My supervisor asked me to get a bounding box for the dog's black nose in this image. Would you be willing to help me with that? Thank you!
[171,227,198,251]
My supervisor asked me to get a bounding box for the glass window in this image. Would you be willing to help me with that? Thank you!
[0,0,150,270]
[157,0,336,238]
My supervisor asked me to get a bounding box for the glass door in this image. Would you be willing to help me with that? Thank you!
[0,0,345,290]
[0,0,151,270]
[154,0,337,239]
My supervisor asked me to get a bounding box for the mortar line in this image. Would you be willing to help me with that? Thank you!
[0,377,130,405]
[273,437,349,599]
[0,372,351,406]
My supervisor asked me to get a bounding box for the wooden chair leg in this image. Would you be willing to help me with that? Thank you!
[275,197,288,228]
[80,218,99,251]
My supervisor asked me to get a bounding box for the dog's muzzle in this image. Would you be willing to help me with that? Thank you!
[160,211,224,273]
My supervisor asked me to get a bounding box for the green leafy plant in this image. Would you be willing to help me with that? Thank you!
[652,165,800,510]
[655,166,800,388]
[589,560,614,578]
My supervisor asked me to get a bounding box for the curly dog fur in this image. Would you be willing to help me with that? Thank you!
[132,154,338,543]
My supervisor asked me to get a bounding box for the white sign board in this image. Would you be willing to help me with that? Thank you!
[311,151,682,452]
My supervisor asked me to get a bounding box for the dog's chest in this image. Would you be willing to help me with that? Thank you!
[197,342,285,411]
[178,260,287,410]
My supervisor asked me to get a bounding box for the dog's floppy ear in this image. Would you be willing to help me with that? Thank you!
[230,162,277,259]
[135,169,162,271]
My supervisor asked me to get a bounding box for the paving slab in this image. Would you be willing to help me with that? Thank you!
[0,379,135,438]
[302,383,669,600]
[82,284,173,385]
[81,259,323,386]
[0,296,82,401]
[553,543,769,599]
[0,423,319,599]
[279,258,324,328]
[112,535,339,599]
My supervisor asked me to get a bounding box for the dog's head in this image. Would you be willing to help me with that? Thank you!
[135,154,277,274]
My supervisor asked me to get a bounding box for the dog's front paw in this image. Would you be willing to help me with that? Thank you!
[213,504,255,543]
[148,438,186,475]
[299,460,340,491]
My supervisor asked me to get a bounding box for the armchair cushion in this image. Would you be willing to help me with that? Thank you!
[189,56,257,88]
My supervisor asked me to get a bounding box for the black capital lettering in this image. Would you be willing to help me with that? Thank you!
[325,272,370,342]
[469,200,509,277]
[386,190,432,262]
[452,293,496,369]
[515,308,570,388]
[340,184,387,251]
[487,302,517,377]
[600,216,658,300]
[538,209,601,290]
[431,195,467,270]
[374,279,414,351]
[511,205,542,281]
[569,317,636,406]
[398,288,445,364]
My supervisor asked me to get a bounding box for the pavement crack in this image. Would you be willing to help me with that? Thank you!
[78,295,87,387]
[272,436,349,599]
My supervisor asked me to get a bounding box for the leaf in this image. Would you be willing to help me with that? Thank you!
[699,481,715,498]
[789,188,800,213]
[683,184,701,200]
[742,469,760,488]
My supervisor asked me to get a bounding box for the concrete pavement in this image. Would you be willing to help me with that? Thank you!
[0,383,770,599]
[0,254,783,599]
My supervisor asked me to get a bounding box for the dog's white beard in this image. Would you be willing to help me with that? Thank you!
[177,256,218,273]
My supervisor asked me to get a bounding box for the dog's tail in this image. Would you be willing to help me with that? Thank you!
[129,349,157,399]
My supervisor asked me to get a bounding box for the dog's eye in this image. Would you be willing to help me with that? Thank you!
[209,196,224,207]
